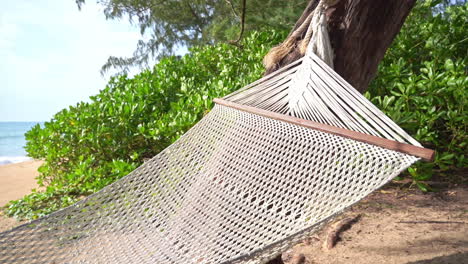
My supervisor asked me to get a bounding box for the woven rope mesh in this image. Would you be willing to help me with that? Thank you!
[0,104,418,263]
[225,53,421,146]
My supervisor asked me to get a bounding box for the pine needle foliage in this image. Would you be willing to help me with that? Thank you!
[75,0,306,73]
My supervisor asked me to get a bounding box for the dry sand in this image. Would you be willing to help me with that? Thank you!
[0,160,42,231]
[0,160,42,207]
[279,185,468,264]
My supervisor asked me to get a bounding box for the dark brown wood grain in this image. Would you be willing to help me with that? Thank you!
[214,98,435,161]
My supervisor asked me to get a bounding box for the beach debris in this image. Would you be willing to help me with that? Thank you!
[323,214,361,250]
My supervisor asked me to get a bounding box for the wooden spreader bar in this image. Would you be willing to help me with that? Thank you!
[214,98,435,161]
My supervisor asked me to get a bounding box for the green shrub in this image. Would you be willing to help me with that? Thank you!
[367,1,467,188]
[5,30,287,220]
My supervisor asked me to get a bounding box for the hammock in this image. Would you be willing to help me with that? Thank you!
[0,2,433,263]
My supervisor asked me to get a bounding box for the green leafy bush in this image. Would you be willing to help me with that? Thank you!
[367,1,467,188]
[5,30,287,220]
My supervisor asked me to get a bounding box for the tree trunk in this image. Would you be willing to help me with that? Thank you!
[264,0,417,93]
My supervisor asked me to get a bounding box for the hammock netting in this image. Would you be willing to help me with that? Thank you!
[0,46,432,263]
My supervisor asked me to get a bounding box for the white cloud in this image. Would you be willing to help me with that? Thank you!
[0,0,142,121]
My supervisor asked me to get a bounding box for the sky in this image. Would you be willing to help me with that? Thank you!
[0,0,142,122]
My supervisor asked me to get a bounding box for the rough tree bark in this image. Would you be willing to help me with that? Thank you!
[264,0,417,93]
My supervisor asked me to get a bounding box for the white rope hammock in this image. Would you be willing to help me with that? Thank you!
[0,1,433,263]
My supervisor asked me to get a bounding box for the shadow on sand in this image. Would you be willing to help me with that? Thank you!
[406,252,468,264]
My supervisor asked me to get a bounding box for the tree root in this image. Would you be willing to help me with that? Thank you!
[323,214,361,250]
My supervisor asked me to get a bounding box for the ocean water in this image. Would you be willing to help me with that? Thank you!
[0,122,42,165]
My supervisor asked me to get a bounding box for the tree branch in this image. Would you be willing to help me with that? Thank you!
[225,0,240,19]
[234,0,247,44]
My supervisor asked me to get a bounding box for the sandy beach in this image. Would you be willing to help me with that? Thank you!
[0,160,42,207]
[0,160,42,231]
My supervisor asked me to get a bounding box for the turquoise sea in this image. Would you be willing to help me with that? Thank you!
[0,122,43,165]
